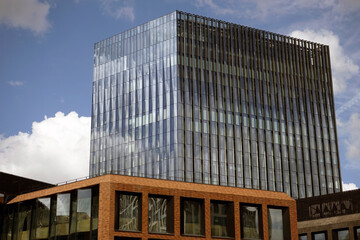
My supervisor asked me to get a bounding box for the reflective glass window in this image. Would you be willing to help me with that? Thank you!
[77,189,92,233]
[148,195,173,234]
[56,193,70,238]
[268,207,290,240]
[333,229,349,240]
[210,201,234,238]
[181,198,204,236]
[241,204,262,239]
[116,192,141,231]
[35,198,51,239]
[312,231,327,240]
[15,203,32,240]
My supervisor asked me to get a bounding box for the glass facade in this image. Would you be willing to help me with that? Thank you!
[0,187,98,240]
[90,10,342,199]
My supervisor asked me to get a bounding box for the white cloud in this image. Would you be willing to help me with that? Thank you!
[342,181,358,191]
[100,0,135,21]
[195,0,236,15]
[0,0,51,34]
[0,112,91,184]
[8,81,24,86]
[290,29,359,94]
[342,113,360,167]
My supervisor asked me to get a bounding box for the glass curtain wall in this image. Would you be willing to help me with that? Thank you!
[1,187,98,240]
[175,11,341,198]
[90,11,179,180]
[91,10,341,199]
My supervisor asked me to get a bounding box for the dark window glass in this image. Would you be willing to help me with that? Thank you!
[35,198,50,239]
[1,207,14,240]
[299,234,308,240]
[241,204,262,239]
[333,229,349,240]
[181,198,204,236]
[355,227,360,240]
[211,201,234,238]
[148,195,173,234]
[15,203,32,240]
[91,187,99,240]
[69,192,77,237]
[312,231,327,240]
[116,192,141,231]
[268,207,290,240]
[49,196,57,239]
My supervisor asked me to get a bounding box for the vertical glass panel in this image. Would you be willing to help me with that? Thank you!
[355,227,360,240]
[312,231,327,240]
[69,192,77,238]
[1,206,14,240]
[49,197,56,240]
[15,203,31,240]
[211,201,234,238]
[35,198,50,239]
[334,229,349,240]
[117,192,141,231]
[241,205,261,239]
[182,198,204,236]
[148,195,173,234]
[76,189,92,234]
[299,234,308,240]
[268,207,290,240]
[91,187,99,240]
[56,194,70,239]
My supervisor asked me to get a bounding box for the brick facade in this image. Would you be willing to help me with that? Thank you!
[9,174,298,239]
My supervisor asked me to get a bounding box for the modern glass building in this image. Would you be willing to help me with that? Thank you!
[90,11,342,199]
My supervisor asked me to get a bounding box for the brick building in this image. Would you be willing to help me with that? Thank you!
[297,189,360,240]
[1,174,297,240]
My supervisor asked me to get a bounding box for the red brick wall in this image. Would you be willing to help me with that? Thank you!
[9,174,298,240]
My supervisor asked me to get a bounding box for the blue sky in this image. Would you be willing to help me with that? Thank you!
[0,0,359,189]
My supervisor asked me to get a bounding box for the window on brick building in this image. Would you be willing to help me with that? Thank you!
[211,200,234,238]
[333,228,349,240]
[268,207,291,240]
[115,192,141,232]
[355,227,360,240]
[312,231,327,240]
[241,204,262,239]
[299,233,308,240]
[181,197,204,236]
[148,195,174,234]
